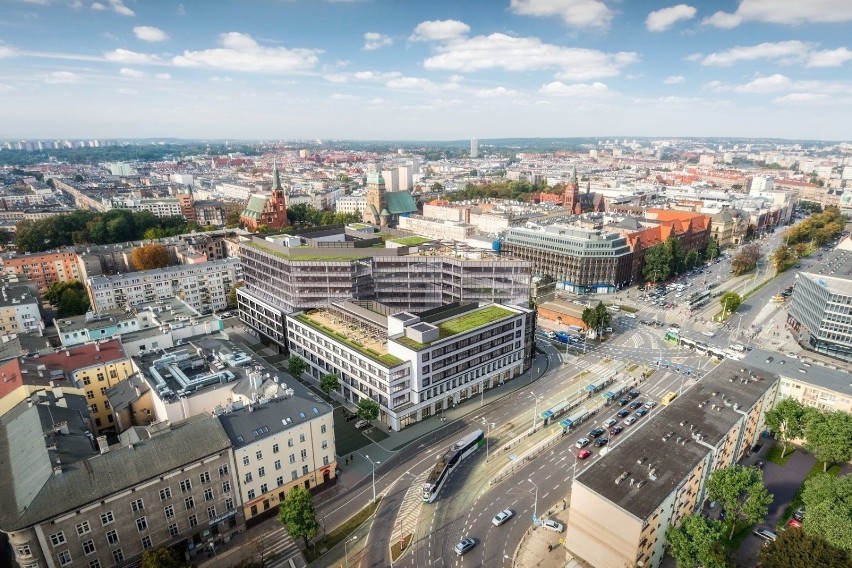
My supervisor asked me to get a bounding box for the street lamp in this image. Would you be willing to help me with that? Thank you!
[528,478,539,520]
[365,454,380,503]
[344,535,358,568]
[481,419,495,462]
[529,393,543,432]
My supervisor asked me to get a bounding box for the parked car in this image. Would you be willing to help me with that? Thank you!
[629,401,643,410]
[618,398,630,406]
[603,418,617,428]
[617,409,630,418]
[355,419,370,429]
[594,437,609,447]
[635,408,649,417]
[793,507,805,522]
[753,528,778,542]
[628,389,640,398]
[609,425,624,435]
[786,518,802,529]
[492,509,514,526]
[577,449,592,460]
[589,428,606,438]
[542,519,564,532]
[454,538,476,555]
[644,401,657,409]
[575,437,591,449]
[624,416,637,426]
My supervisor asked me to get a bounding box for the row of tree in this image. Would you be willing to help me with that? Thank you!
[641,236,718,284]
[730,243,762,276]
[765,397,852,472]
[782,207,845,248]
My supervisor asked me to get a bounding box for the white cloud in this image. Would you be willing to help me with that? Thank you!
[646,4,697,32]
[701,40,811,66]
[423,33,637,80]
[330,93,358,100]
[684,53,703,62]
[133,26,168,42]
[209,76,233,82]
[409,20,470,42]
[510,0,615,30]
[0,46,17,58]
[91,2,105,9]
[363,32,392,50]
[119,67,145,78]
[703,0,852,28]
[386,76,459,92]
[172,32,321,73]
[113,87,139,94]
[539,81,612,97]
[734,74,792,93]
[108,0,133,16]
[475,86,521,98]
[663,75,685,84]
[704,80,730,92]
[368,98,386,104]
[773,92,831,104]
[323,70,402,83]
[155,72,171,80]
[807,47,852,68]
[44,70,81,83]
[103,48,162,64]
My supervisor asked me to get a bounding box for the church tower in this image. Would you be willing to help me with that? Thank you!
[563,165,580,214]
[364,163,388,226]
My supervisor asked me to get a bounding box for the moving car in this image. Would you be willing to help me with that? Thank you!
[354,419,370,429]
[542,519,564,532]
[492,509,514,526]
[454,538,476,555]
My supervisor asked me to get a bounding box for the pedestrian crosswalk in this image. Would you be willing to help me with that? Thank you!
[263,525,305,568]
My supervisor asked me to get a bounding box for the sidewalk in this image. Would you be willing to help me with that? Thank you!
[513,508,571,568]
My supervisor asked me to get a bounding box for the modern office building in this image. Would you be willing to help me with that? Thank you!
[86,258,240,313]
[565,359,777,568]
[470,137,478,159]
[0,393,242,568]
[503,225,633,293]
[237,232,531,347]
[287,300,535,430]
[788,247,852,362]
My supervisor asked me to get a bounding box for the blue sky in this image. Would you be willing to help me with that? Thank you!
[1,0,851,141]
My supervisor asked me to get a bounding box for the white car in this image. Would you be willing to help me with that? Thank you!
[603,418,617,428]
[702,330,715,337]
[542,519,564,532]
[624,416,638,426]
[492,509,514,526]
[354,419,370,429]
[575,437,591,449]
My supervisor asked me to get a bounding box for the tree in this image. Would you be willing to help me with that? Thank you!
[665,514,728,568]
[764,398,807,458]
[130,243,170,271]
[140,547,188,568]
[276,485,319,549]
[804,410,852,472]
[288,356,306,378]
[357,398,380,421]
[719,291,742,317]
[227,282,244,309]
[685,249,700,271]
[707,465,773,539]
[225,209,242,228]
[642,242,672,283]
[706,238,720,261]
[45,280,91,317]
[581,302,612,340]
[320,373,339,397]
[430,182,444,192]
[772,244,794,272]
[731,243,761,275]
[801,473,852,552]
[665,236,687,275]
[759,527,851,568]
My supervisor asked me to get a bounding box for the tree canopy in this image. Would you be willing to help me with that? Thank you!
[642,242,671,282]
[581,302,612,339]
[764,398,808,459]
[759,526,851,568]
[719,291,742,316]
[731,243,761,275]
[705,238,720,260]
[276,485,319,549]
[140,547,188,568]
[286,203,361,227]
[783,207,844,247]
[357,398,380,421]
[665,514,729,568]
[707,465,773,539]
[320,373,339,398]
[130,243,170,270]
[802,474,852,552]
[804,410,852,472]
[45,280,90,317]
[288,356,306,378]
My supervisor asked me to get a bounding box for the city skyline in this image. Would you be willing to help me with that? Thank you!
[1,0,851,140]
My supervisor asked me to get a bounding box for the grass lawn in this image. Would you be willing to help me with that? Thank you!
[437,305,514,338]
[305,497,381,563]
[619,305,639,313]
[390,533,413,562]
[764,443,795,466]
[390,236,433,246]
[627,364,638,372]
[777,461,841,530]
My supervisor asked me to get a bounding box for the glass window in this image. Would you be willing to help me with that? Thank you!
[130,498,144,512]
[106,530,118,545]
[185,496,195,510]
[164,505,174,519]
[57,550,72,567]
[141,536,152,550]
[50,532,66,547]
[199,471,211,484]
[76,521,91,536]
[82,540,96,555]
[112,549,124,563]
[135,517,148,532]
[159,487,172,501]
[168,523,179,537]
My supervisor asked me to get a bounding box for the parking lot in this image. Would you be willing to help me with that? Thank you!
[332,406,388,456]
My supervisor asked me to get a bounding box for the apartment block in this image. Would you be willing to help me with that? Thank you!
[565,360,777,568]
[1,250,83,294]
[287,301,534,430]
[0,285,43,335]
[0,393,242,568]
[87,258,240,314]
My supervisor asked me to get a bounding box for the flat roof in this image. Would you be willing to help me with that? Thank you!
[742,347,852,397]
[435,305,515,339]
[575,359,775,520]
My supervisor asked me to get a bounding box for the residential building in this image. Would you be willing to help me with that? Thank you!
[287,301,535,430]
[107,197,183,218]
[0,285,43,335]
[0,394,242,568]
[788,249,852,362]
[335,195,366,216]
[1,250,83,294]
[470,137,478,159]
[707,209,750,248]
[502,225,633,294]
[565,359,777,568]
[0,357,85,417]
[86,258,240,314]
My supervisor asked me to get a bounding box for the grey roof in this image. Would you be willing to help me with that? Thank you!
[741,347,852,397]
[575,359,775,521]
[0,398,231,531]
[0,286,38,309]
[105,374,150,412]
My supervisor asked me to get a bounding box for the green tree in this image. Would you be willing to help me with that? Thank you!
[805,410,852,472]
[357,398,380,421]
[801,473,852,552]
[320,373,339,398]
[665,514,728,568]
[731,243,761,275]
[276,485,319,549]
[685,249,700,271]
[140,546,188,568]
[759,527,851,568]
[225,209,242,228]
[430,182,444,192]
[666,236,687,275]
[764,398,807,458]
[581,306,598,333]
[706,238,720,261]
[707,465,773,539]
[288,356,306,378]
[45,281,91,317]
[227,282,244,309]
[719,291,742,317]
[642,242,672,283]
[772,244,794,272]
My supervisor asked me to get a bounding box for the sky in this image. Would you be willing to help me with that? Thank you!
[1,0,851,141]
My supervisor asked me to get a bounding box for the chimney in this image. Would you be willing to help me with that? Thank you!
[95,343,100,352]
[54,421,69,435]
[53,461,63,476]
[96,435,110,454]
[65,350,70,357]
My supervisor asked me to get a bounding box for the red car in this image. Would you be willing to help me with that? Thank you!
[577,449,592,460]
[786,518,802,529]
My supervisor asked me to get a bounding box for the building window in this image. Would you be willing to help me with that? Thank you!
[136,517,148,532]
[323,456,330,465]
[200,471,211,484]
[247,489,255,500]
[204,488,214,501]
[106,530,118,545]
[179,479,192,493]
[287,438,294,447]
[274,460,281,470]
[256,450,263,460]
[188,515,198,528]
[320,424,327,434]
[272,443,279,453]
[112,549,124,563]
[218,464,229,477]
[321,441,328,450]
[88,560,101,568]
[258,467,265,478]
[277,476,284,487]
[242,456,250,466]
[302,465,309,476]
[222,480,231,494]
[164,505,175,519]
[15,544,32,558]
[82,539,96,555]
[57,550,72,567]
[291,470,298,481]
[300,449,307,459]
[168,523,179,537]
[131,498,144,512]
[141,536,152,550]
[207,506,216,520]
[185,497,195,510]
[50,532,66,547]
[76,521,91,536]
[244,472,253,484]
[159,487,172,501]
[225,498,234,510]
[289,454,296,464]
[299,434,305,443]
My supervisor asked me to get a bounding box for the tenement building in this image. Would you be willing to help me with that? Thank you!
[565,359,777,568]
[502,225,633,294]
[287,301,535,430]
[0,392,242,568]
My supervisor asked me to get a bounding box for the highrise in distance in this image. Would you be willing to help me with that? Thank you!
[470,137,478,158]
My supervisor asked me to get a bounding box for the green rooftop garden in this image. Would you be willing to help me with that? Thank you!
[437,305,515,339]
[294,313,404,367]
[394,336,429,351]
[244,240,371,262]
[390,236,433,246]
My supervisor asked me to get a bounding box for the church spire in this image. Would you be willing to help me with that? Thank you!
[271,158,282,191]
[571,165,577,184]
